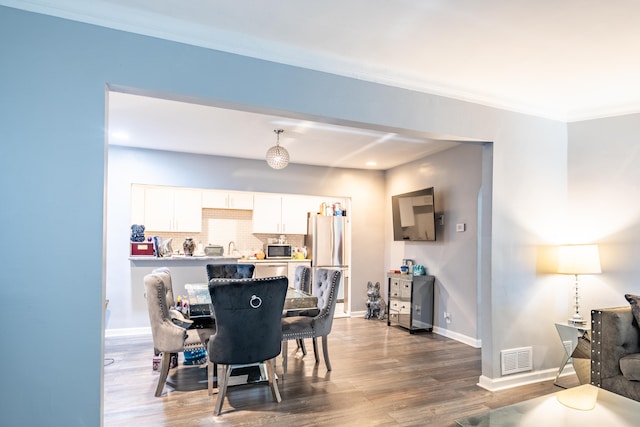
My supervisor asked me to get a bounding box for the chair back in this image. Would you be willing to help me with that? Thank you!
[310,268,342,337]
[144,270,188,353]
[293,265,312,293]
[206,263,255,280]
[208,276,288,365]
[152,267,175,307]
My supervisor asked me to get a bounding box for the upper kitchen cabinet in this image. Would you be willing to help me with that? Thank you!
[253,194,320,234]
[202,190,253,210]
[139,186,202,232]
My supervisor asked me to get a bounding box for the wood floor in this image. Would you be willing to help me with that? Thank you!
[104,317,575,426]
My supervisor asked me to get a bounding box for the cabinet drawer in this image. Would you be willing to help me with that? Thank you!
[400,280,412,298]
[389,299,410,314]
[397,312,410,328]
[389,279,401,298]
[388,310,410,329]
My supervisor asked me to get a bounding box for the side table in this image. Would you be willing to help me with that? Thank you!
[554,322,591,387]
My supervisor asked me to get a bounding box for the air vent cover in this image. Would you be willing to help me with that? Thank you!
[501,347,533,375]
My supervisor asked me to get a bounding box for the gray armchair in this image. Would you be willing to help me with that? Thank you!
[591,306,640,401]
[206,263,255,280]
[285,265,315,355]
[206,276,288,415]
[281,268,341,374]
[144,267,214,397]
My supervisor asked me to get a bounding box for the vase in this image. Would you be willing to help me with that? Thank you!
[183,238,195,256]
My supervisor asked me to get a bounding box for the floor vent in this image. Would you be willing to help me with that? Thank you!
[500,346,533,375]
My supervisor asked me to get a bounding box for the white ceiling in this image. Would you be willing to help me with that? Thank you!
[108,91,467,170]
[6,0,640,169]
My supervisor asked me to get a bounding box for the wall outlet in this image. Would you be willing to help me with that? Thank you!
[444,312,452,323]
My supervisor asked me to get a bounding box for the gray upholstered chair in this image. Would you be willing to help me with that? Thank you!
[206,263,255,281]
[207,276,288,415]
[285,265,316,355]
[293,265,312,293]
[281,268,341,374]
[144,267,214,397]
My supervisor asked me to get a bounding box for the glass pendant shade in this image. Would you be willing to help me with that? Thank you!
[266,129,289,169]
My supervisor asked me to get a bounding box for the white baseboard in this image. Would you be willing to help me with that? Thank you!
[478,366,574,391]
[433,325,482,348]
[105,327,151,338]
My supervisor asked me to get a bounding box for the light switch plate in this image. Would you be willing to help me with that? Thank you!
[456,223,466,232]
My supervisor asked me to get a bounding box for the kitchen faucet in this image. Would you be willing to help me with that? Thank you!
[228,241,237,256]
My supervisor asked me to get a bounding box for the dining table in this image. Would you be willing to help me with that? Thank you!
[184,283,318,340]
[182,282,318,390]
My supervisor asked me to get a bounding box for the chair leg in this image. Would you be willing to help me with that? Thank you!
[321,335,331,371]
[312,337,320,364]
[297,338,307,356]
[154,351,172,397]
[265,357,282,403]
[282,341,288,375]
[207,359,214,396]
[214,364,231,416]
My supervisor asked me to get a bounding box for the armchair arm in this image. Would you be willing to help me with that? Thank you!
[591,307,640,387]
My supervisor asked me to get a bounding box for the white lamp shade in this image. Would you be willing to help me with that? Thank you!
[557,244,601,275]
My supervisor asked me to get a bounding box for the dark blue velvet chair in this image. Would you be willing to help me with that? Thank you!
[206,276,288,415]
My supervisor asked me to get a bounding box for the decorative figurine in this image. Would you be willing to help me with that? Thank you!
[153,236,173,257]
[183,238,195,256]
[365,281,386,320]
[131,224,145,242]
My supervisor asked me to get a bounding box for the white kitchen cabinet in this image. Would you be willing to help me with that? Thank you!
[252,194,318,234]
[202,190,253,210]
[130,185,146,225]
[281,196,316,234]
[252,194,283,234]
[144,187,202,232]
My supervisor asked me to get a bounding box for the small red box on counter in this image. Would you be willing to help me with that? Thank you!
[131,242,155,256]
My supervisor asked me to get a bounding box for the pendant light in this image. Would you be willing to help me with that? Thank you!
[266,129,289,169]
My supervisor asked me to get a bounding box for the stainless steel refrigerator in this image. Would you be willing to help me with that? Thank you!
[305,214,350,312]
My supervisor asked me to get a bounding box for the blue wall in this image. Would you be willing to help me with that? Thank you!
[0,7,437,425]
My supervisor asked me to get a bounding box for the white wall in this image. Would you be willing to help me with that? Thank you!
[107,146,386,329]
[566,114,640,309]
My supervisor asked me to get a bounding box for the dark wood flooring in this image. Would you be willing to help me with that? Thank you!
[104,317,575,426]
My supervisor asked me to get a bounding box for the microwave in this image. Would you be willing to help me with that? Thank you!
[265,244,293,259]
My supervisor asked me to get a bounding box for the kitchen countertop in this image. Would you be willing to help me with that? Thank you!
[238,258,311,263]
[129,256,310,262]
[129,255,240,261]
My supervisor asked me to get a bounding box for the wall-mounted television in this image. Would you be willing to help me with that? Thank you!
[392,187,436,241]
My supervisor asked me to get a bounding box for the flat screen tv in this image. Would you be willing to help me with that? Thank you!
[392,187,436,241]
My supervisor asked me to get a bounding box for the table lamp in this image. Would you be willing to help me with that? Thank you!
[557,244,601,325]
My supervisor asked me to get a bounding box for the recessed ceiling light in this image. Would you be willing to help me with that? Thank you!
[366,161,377,167]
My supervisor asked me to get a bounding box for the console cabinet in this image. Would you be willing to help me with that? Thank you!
[387,273,435,333]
